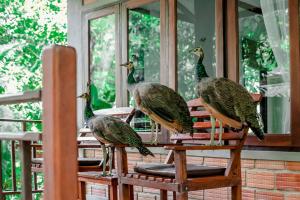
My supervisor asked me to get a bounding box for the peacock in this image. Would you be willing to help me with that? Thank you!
[78,92,154,176]
[190,47,264,145]
[120,60,193,144]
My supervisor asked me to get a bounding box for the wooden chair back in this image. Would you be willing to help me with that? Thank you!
[116,94,262,200]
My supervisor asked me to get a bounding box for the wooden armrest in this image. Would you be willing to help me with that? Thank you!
[0,118,42,123]
[115,143,180,148]
[93,107,134,117]
[0,90,42,105]
[77,136,97,142]
[164,145,238,150]
[171,132,243,141]
[0,132,42,141]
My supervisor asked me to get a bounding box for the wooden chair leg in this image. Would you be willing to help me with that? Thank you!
[108,183,118,200]
[232,184,242,200]
[119,183,131,200]
[160,190,167,200]
[176,192,188,200]
[116,147,132,200]
[174,150,187,200]
[78,181,86,200]
[129,185,134,200]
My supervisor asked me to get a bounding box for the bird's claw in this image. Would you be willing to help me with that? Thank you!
[95,172,107,178]
[217,140,224,146]
[207,140,216,146]
[149,138,158,145]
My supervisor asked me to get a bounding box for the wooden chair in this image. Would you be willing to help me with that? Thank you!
[77,107,136,200]
[116,94,262,200]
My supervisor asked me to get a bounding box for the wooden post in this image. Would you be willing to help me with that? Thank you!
[116,147,133,200]
[20,141,32,200]
[108,179,118,200]
[231,150,242,200]
[42,45,78,200]
[160,190,167,200]
[0,141,4,200]
[11,140,17,191]
[78,181,86,200]
[174,150,188,200]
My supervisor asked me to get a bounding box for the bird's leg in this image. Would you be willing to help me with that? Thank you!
[149,119,156,144]
[108,146,113,176]
[153,122,159,145]
[209,116,216,145]
[217,120,223,146]
[101,144,107,176]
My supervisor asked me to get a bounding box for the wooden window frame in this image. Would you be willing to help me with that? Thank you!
[225,0,300,149]
[168,0,300,149]
[121,0,167,105]
[83,5,122,107]
[121,0,169,142]
[81,0,300,149]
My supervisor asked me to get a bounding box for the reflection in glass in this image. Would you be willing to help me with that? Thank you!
[128,2,161,132]
[239,0,290,133]
[177,0,216,101]
[89,14,116,109]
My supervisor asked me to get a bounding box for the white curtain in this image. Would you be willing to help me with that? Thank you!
[260,0,290,133]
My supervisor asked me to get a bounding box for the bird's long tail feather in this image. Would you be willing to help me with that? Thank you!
[137,146,155,157]
[250,126,264,140]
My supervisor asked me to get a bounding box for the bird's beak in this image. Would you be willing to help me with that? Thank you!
[77,94,85,98]
[189,49,195,53]
[120,62,129,67]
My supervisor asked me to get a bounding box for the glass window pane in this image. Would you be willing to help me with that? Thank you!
[89,14,116,109]
[177,0,216,101]
[128,1,161,132]
[239,0,290,133]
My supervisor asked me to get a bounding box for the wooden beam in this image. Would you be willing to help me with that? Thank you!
[0,132,41,141]
[160,0,168,86]
[226,0,239,82]
[0,141,3,200]
[20,141,32,200]
[0,90,41,105]
[289,0,300,146]
[168,0,178,90]
[42,45,78,200]
[216,0,224,77]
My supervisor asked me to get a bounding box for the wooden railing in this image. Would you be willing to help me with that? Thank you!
[0,45,78,200]
[0,119,42,199]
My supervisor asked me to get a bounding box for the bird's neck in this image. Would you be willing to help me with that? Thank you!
[84,98,95,122]
[127,68,138,92]
[196,56,209,82]
[128,68,137,84]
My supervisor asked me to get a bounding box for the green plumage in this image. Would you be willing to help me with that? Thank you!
[122,61,193,135]
[88,115,154,156]
[84,98,94,122]
[133,83,193,134]
[193,47,264,140]
[198,78,264,140]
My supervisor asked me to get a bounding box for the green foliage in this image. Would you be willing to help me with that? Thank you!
[128,6,160,83]
[89,15,116,109]
[0,0,66,199]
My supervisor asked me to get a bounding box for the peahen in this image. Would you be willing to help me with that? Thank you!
[190,47,264,145]
[120,60,193,144]
[78,92,154,176]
